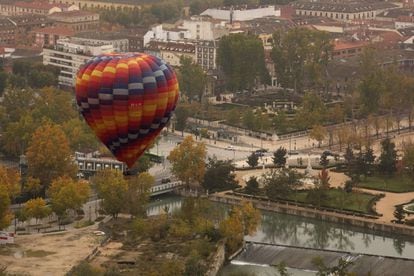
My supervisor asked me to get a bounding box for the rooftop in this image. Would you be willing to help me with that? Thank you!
[147,40,195,53]
[73,31,128,41]
[14,1,72,10]
[333,40,369,51]
[292,0,398,13]
[48,10,99,18]
[32,26,74,36]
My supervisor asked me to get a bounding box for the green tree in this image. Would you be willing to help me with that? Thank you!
[393,205,406,224]
[264,168,302,199]
[273,147,287,168]
[62,118,99,152]
[26,122,77,190]
[48,177,90,224]
[125,172,154,217]
[24,177,42,198]
[245,176,260,195]
[217,33,270,92]
[24,197,50,224]
[243,109,256,130]
[379,138,397,176]
[246,152,259,168]
[295,92,326,129]
[0,71,7,96]
[174,104,190,136]
[178,56,206,102]
[403,142,414,178]
[168,136,207,189]
[93,170,127,218]
[271,28,332,92]
[202,157,238,192]
[276,262,291,276]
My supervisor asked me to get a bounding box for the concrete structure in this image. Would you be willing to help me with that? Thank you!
[292,0,398,22]
[31,26,74,47]
[0,1,79,16]
[48,10,99,32]
[43,38,113,87]
[201,5,281,21]
[72,32,129,52]
[48,0,141,11]
[146,40,195,67]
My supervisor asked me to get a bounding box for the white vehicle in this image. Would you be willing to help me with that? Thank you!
[225,145,235,151]
[0,231,14,244]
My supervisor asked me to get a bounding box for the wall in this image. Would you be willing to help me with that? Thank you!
[206,240,226,276]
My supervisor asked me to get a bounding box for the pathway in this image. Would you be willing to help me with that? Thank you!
[234,168,414,223]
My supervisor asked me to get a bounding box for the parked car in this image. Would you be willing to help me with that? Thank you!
[225,145,235,151]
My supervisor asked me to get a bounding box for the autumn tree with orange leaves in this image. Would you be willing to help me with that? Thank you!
[167,136,206,189]
[26,122,77,191]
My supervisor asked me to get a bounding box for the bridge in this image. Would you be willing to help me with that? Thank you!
[150,181,183,196]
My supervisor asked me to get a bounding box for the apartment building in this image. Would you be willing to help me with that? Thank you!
[43,38,113,87]
[48,10,99,32]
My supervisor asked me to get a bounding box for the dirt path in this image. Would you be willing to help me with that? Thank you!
[1,225,102,276]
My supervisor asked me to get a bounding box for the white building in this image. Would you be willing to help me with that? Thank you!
[143,25,191,47]
[200,5,280,21]
[43,38,113,87]
[71,32,129,52]
[182,16,229,41]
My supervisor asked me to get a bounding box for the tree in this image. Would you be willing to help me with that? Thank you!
[246,152,259,168]
[318,169,330,190]
[177,56,207,102]
[62,118,99,152]
[273,147,287,168]
[264,168,302,199]
[271,28,332,92]
[168,136,207,189]
[202,157,238,193]
[393,205,406,224]
[0,165,20,200]
[26,122,77,190]
[245,176,260,195]
[242,109,256,130]
[364,147,376,175]
[379,138,397,176]
[309,124,327,148]
[93,170,127,218]
[295,93,326,129]
[24,177,42,198]
[0,184,12,230]
[217,33,270,92]
[276,262,291,276]
[24,197,50,224]
[403,142,414,178]
[319,153,329,169]
[48,177,90,224]
[125,172,154,217]
[219,201,260,254]
[174,105,190,136]
[0,71,7,96]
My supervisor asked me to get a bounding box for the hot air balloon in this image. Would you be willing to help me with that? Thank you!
[75,53,179,168]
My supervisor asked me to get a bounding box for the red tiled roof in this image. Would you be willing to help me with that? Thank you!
[333,40,368,51]
[32,26,74,36]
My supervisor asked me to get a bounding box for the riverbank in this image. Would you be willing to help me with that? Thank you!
[209,192,414,237]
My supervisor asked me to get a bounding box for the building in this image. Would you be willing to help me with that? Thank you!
[5,14,54,46]
[331,40,369,59]
[0,16,16,45]
[43,38,114,87]
[48,0,141,11]
[72,32,129,52]
[144,24,191,47]
[31,26,74,47]
[119,27,147,52]
[195,40,218,71]
[181,16,229,41]
[146,40,195,67]
[0,1,79,16]
[48,10,99,32]
[292,0,398,22]
[201,5,281,21]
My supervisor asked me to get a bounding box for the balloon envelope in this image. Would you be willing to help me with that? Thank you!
[75,53,179,168]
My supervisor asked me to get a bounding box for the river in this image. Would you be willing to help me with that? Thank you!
[148,195,414,275]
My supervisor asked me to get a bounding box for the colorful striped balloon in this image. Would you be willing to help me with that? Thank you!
[75,53,179,168]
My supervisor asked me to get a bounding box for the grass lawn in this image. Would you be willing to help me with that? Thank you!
[287,189,377,214]
[359,175,414,193]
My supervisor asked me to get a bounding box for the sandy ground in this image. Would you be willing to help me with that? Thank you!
[235,168,414,223]
[1,225,102,276]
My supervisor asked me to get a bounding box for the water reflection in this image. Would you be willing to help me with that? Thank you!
[146,196,414,259]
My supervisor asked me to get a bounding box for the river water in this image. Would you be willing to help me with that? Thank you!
[148,195,414,275]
